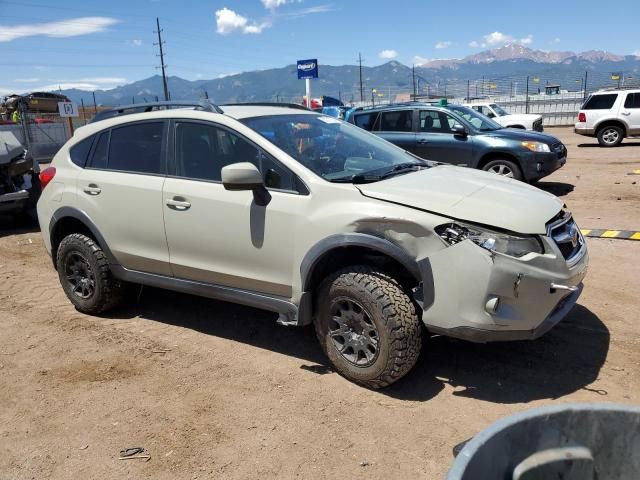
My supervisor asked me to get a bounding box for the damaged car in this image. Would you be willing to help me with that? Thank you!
[0,131,40,218]
[37,101,588,389]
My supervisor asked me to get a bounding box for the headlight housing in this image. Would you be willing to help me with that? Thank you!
[435,222,544,258]
[521,141,551,153]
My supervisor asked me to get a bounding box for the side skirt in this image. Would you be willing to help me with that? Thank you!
[110,265,301,325]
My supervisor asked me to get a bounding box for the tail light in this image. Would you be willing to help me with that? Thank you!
[578,112,586,123]
[39,166,56,190]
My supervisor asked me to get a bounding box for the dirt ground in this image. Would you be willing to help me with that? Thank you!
[1,127,639,480]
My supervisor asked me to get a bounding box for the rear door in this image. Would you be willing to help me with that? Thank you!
[622,92,640,134]
[75,121,170,275]
[414,109,473,166]
[374,109,417,152]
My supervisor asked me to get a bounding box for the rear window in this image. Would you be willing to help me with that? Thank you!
[624,93,640,109]
[379,110,413,132]
[69,135,94,167]
[582,94,618,110]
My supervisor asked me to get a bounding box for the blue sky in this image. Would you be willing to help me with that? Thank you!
[1,0,639,95]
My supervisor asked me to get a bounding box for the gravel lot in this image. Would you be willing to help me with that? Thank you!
[1,127,639,480]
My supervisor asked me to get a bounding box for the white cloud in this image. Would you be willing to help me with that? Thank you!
[13,77,41,82]
[413,56,431,65]
[379,49,398,59]
[131,39,142,46]
[215,8,269,35]
[79,77,127,84]
[261,0,301,8]
[281,5,335,17]
[552,37,561,44]
[217,72,239,78]
[435,41,451,49]
[520,35,533,45]
[469,32,534,48]
[634,50,640,57]
[0,17,118,42]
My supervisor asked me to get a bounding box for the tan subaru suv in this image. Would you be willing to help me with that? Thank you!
[37,101,588,389]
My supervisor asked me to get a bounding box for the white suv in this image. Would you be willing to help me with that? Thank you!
[37,101,588,388]
[575,88,640,146]
[465,102,544,131]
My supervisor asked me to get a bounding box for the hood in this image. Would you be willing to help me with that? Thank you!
[484,128,560,144]
[356,166,563,234]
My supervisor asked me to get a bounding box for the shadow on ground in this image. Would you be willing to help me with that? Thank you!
[535,181,575,197]
[0,214,40,239]
[578,142,640,148]
[110,288,609,404]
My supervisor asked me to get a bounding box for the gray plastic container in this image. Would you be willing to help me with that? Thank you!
[447,403,640,480]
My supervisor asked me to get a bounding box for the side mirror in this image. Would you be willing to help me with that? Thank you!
[221,162,271,206]
[453,124,468,136]
[222,162,263,191]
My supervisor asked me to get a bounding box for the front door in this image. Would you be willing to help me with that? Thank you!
[414,110,473,166]
[162,120,306,297]
[75,121,170,275]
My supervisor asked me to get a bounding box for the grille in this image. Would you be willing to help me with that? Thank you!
[547,213,585,265]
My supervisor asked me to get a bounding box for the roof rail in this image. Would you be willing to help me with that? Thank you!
[221,102,310,111]
[89,100,223,123]
[596,86,640,92]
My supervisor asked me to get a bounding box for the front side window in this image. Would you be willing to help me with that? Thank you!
[490,104,509,116]
[582,94,618,110]
[624,93,640,109]
[379,110,413,132]
[108,122,164,174]
[174,122,295,190]
[420,110,458,133]
[241,114,427,183]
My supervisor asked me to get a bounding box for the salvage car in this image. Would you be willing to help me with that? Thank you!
[349,102,565,182]
[0,131,40,217]
[37,101,588,389]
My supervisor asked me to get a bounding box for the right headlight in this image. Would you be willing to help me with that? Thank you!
[435,222,544,258]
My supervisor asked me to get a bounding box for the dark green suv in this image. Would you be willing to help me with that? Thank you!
[347,102,566,182]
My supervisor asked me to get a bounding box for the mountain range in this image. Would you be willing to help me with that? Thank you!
[53,45,640,106]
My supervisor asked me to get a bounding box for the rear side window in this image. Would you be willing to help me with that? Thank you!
[624,93,640,109]
[106,122,164,174]
[354,112,379,131]
[582,94,618,110]
[88,131,109,169]
[69,135,94,167]
[379,110,413,132]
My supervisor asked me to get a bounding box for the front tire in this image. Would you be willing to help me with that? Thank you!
[56,233,125,314]
[314,266,422,389]
[482,159,523,181]
[597,125,623,147]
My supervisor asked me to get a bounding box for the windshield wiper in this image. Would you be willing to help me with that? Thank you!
[352,162,424,183]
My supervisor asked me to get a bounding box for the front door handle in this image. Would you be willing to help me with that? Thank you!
[166,197,191,211]
[83,183,101,195]
[417,139,429,144]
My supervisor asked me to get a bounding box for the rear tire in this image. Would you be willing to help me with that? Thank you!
[481,159,523,181]
[56,233,125,314]
[597,125,623,147]
[314,266,422,389]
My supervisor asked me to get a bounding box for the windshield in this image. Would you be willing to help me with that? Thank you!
[490,104,509,116]
[447,105,503,131]
[241,114,426,182]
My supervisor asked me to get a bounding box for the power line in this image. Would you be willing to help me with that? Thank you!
[154,17,169,101]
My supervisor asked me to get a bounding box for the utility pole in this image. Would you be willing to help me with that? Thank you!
[467,80,470,100]
[358,52,364,102]
[525,75,530,114]
[92,91,97,113]
[583,71,588,101]
[155,17,170,101]
[412,65,417,99]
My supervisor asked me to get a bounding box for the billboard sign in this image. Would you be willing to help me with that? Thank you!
[297,59,318,80]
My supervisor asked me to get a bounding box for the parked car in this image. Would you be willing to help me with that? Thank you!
[348,102,566,182]
[0,131,40,217]
[464,102,544,132]
[37,101,588,389]
[574,88,640,147]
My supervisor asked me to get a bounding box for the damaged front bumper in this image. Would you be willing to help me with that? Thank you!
[418,233,588,343]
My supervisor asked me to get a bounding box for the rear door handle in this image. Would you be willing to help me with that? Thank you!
[83,183,101,195]
[417,139,429,144]
[166,197,191,211]
[621,112,631,116]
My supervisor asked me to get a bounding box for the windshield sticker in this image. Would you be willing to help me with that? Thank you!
[318,116,341,124]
